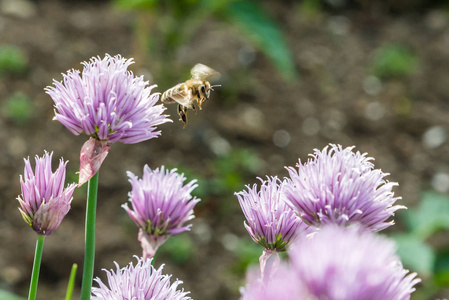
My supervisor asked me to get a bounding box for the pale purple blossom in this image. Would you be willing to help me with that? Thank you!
[236,176,308,252]
[241,263,307,300]
[122,166,200,258]
[91,256,191,300]
[17,152,76,235]
[289,225,420,300]
[284,144,404,232]
[46,54,171,144]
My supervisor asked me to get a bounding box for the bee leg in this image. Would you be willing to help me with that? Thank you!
[177,104,188,127]
[192,104,197,114]
[177,104,185,121]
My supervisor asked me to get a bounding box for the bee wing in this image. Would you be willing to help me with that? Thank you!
[191,63,221,81]
[173,93,193,107]
[162,83,191,106]
[163,87,193,107]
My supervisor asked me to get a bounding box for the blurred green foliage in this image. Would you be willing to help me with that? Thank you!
[392,233,435,277]
[403,192,449,239]
[115,0,157,10]
[113,0,298,82]
[370,44,418,79]
[0,45,28,77]
[158,234,194,266]
[223,1,298,81]
[393,192,449,299]
[230,238,262,276]
[169,148,261,218]
[168,165,208,199]
[434,250,449,287]
[211,148,261,194]
[1,92,34,126]
[0,290,24,300]
[297,0,323,22]
[229,237,289,277]
[172,148,261,198]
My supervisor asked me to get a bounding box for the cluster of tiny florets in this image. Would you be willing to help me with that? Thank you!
[17,151,76,235]
[46,54,171,144]
[238,144,419,300]
[284,144,404,232]
[91,257,191,300]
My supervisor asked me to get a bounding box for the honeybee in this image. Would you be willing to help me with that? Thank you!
[161,63,220,127]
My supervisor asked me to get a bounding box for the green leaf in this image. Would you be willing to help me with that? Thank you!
[113,0,157,10]
[0,290,25,300]
[65,264,78,300]
[391,233,435,278]
[402,191,449,239]
[434,250,449,287]
[0,45,28,77]
[370,44,418,79]
[223,0,299,82]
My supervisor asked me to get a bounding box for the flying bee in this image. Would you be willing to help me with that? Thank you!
[161,63,220,127]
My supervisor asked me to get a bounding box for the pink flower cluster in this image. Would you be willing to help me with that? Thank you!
[237,144,419,300]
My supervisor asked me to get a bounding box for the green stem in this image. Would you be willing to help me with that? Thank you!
[28,235,45,300]
[80,172,99,300]
[65,263,78,300]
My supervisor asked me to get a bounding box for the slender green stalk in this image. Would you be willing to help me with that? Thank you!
[28,234,45,300]
[65,263,78,300]
[80,172,99,300]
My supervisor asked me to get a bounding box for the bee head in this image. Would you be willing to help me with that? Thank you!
[199,81,211,100]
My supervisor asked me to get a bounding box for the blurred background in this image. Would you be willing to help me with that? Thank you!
[1,0,449,299]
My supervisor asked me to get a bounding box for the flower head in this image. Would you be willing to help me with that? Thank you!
[289,225,420,300]
[46,54,171,144]
[284,144,404,232]
[236,176,308,252]
[46,54,171,185]
[91,256,191,300]
[122,166,200,258]
[17,152,76,235]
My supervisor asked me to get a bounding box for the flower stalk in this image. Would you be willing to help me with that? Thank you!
[259,249,279,285]
[65,263,78,300]
[80,172,99,300]
[28,235,45,300]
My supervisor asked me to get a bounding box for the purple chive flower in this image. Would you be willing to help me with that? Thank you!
[236,176,309,252]
[17,152,76,235]
[45,54,171,185]
[122,166,200,258]
[45,54,170,144]
[241,263,307,300]
[284,144,404,232]
[91,256,191,300]
[289,225,420,300]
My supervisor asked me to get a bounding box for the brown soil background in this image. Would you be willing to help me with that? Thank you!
[1,0,449,299]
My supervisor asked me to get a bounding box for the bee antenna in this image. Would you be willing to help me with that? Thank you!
[210,84,221,91]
